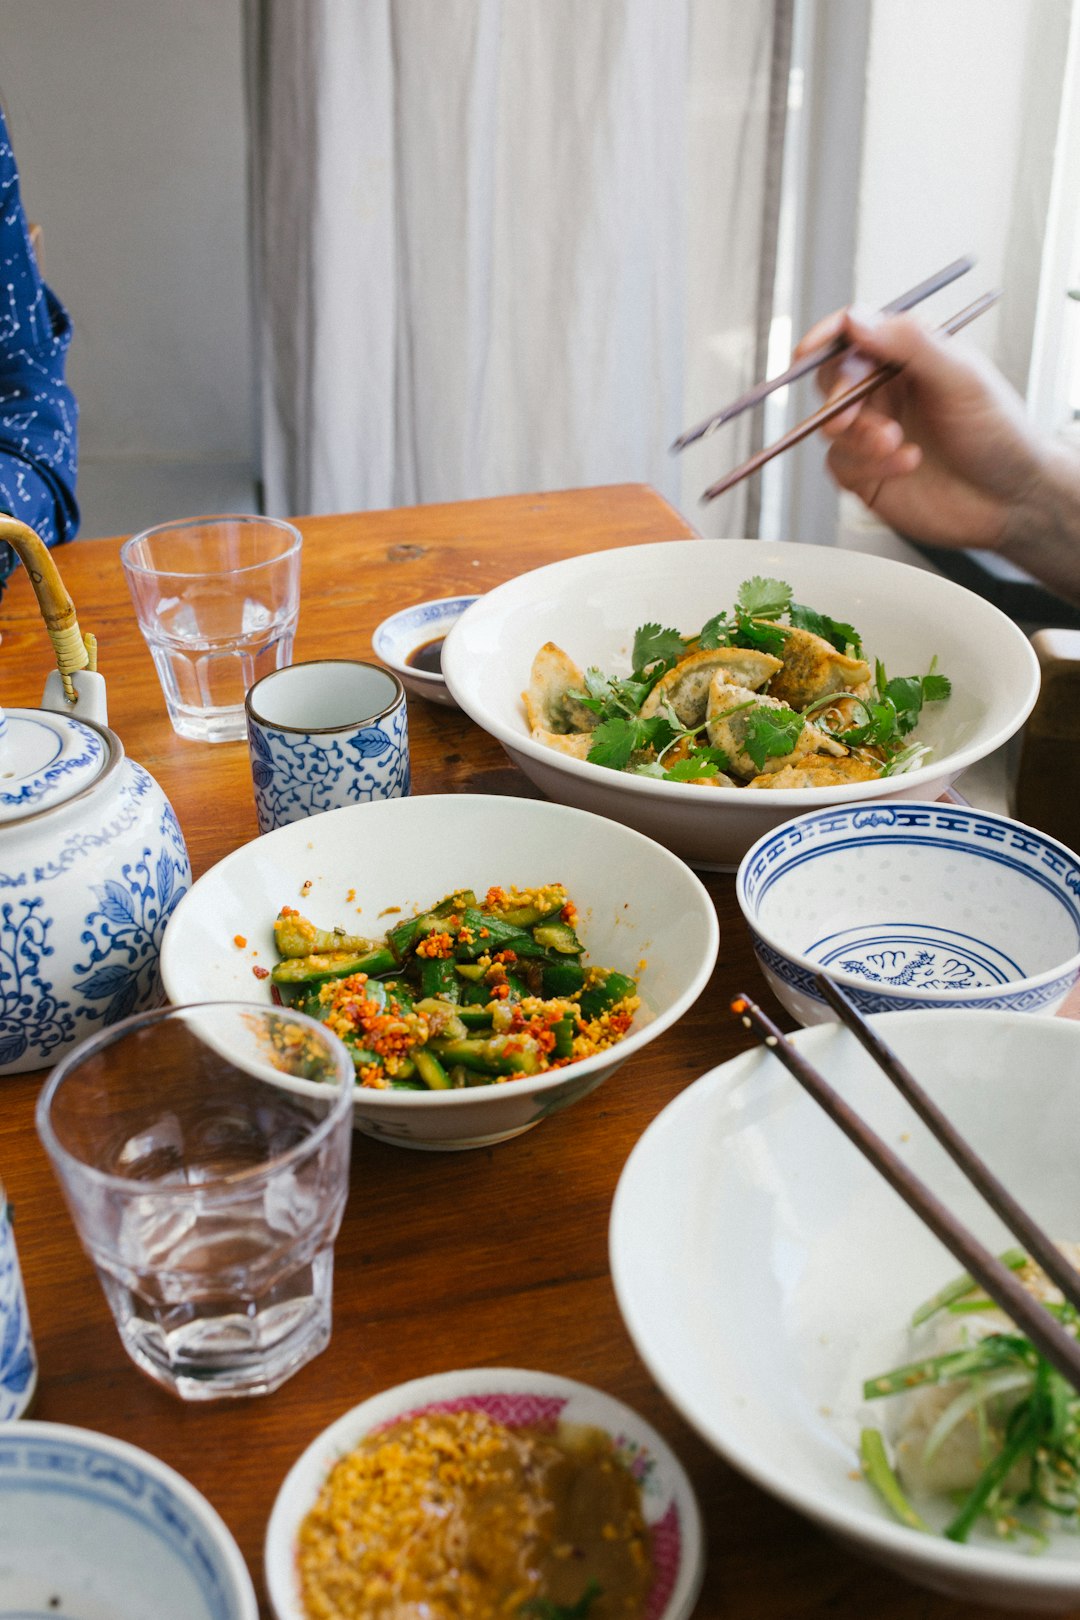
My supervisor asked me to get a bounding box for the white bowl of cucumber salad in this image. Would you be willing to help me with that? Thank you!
[160,794,719,1150]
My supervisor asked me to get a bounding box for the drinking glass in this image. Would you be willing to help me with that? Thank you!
[36,1003,353,1401]
[120,515,302,743]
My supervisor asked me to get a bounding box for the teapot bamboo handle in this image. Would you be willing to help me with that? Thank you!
[0,516,96,701]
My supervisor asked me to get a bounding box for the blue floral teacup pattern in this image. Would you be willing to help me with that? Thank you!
[0,1195,36,1419]
[246,660,410,835]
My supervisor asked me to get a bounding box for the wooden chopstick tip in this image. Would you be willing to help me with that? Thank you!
[731,993,780,1044]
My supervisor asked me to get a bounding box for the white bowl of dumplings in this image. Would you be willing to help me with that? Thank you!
[610,1009,1080,1612]
[440,538,1040,869]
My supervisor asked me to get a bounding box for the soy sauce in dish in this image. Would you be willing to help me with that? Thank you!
[406,637,444,675]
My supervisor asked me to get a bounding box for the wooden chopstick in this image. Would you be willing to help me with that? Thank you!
[699,289,1000,505]
[672,255,975,453]
[815,974,1080,1314]
[730,992,1080,1395]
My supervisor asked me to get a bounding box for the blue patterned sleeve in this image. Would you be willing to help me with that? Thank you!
[0,105,79,586]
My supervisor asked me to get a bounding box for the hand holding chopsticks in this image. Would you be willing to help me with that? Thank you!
[697,289,1000,505]
[730,990,1080,1396]
[672,255,975,454]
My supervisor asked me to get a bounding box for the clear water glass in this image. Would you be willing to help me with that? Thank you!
[36,1003,353,1401]
[120,516,302,743]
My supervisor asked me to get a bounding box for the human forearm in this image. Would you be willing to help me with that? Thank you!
[999,440,1080,607]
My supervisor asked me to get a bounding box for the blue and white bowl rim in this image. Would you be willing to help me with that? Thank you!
[0,1419,256,1618]
[372,596,480,683]
[735,800,1080,1004]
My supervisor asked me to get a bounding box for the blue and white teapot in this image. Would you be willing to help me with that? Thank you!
[0,519,191,1075]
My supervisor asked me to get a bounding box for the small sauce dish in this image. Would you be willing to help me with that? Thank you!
[372,595,479,707]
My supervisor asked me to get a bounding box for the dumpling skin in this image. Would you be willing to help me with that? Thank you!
[529,727,594,760]
[705,676,845,782]
[523,643,598,735]
[745,754,882,789]
[640,647,782,726]
[767,626,871,711]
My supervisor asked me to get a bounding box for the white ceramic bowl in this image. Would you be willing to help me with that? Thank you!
[372,594,479,706]
[611,1010,1080,1612]
[264,1367,704,1620]
[441,538,1040,870]
[159,794,718,1150]
[736,800,1080,1025]
[0,1420,257,1618]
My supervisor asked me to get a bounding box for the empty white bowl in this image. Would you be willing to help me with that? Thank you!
[0,1420,257,1618]
[265,1367,704,1620]
[610,1011,1080,1612]
[159,793,719,1150]
[372,595,479,706]
[736,801,1080,1025]
[440,539,1040,869]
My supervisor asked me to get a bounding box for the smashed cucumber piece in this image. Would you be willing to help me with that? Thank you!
[532,920,584,955]
[430,1034,543,1076]
[387,890,477,960]
[541,958,587,998]
[412,1048,452,1090]
[577,970,637,1021]
[483,887,568,928]
[273,910,377,960]
[271,945,397,1005]
[419,956,461,1002]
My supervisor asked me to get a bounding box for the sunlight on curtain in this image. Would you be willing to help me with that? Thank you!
[244,0,785,537]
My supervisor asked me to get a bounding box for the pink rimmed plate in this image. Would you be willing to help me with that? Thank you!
[264,1366,703,1620]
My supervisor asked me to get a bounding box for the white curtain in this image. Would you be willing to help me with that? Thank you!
[244,0,786,536]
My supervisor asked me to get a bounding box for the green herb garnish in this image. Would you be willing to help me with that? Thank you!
[789,600,863,657]
[631,622,686,674]
[737,576,793,618]
[740,704,804,771]
[520,1580,603,1620]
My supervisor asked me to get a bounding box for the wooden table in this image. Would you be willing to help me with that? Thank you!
[0,485,1040,1619]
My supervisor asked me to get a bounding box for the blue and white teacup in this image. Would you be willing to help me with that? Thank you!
[0,1183,37,1419]
[246,660,410,835]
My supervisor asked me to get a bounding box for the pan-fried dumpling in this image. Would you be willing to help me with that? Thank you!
[640,647,782,726]
[765,626,870,711]
[530,727,595,760]
[745,754,882,789]
[523,643,598,735]
[705,676,846,782]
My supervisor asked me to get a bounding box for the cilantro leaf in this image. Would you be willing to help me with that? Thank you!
[883,675,924,737]
[586,718,642,770]
[737,576,793,619]
[922,672,952,703]
[632,622,686,674]
[741,705,804,771]
[520,1581,602,1620]
[583,667,610,701]
[732,611,787,657]
[789,601,864,658]
[840,699,900,750]
[586,713,674,771]
[697,611,733,650]
[663,747,729,782]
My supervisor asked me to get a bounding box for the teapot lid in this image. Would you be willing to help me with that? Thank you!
[0,708,109,823]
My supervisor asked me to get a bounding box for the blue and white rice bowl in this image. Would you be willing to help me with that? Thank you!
[0,1420,258,1619]
[372,595,479,707]
[736,801,1080,1025]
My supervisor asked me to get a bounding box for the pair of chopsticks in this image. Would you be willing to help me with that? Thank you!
[674,255,1000,506]
[732,981,1080,1394]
